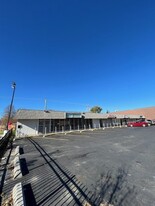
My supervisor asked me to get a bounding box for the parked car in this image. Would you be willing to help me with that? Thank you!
[151,120,155,125]
[145,119,155,126]
[127,121,148,127]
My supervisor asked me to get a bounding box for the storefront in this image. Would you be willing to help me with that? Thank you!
[15,109,144,137]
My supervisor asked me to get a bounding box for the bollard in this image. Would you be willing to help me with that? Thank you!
[62,126,64,133]
[55,126,57,133]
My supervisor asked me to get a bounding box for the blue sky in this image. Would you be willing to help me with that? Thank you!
[0,0,155,117]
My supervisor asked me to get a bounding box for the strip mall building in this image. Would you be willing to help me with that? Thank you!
[15,109,144,137]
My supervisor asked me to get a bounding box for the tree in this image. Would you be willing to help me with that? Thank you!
[90,106,102,113]
[1,105,16,126]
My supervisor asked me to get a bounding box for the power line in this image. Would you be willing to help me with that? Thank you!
[0,96,91,107]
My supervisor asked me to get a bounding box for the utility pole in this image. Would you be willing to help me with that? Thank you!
[44,98,47,111]
[6,82,16,130]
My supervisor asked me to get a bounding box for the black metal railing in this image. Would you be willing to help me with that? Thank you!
[0,130,12,159]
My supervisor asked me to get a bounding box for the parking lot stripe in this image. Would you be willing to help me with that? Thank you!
[41,137,69,141]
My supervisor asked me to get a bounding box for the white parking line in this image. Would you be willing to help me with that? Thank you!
[67,134,91,138]
[41,137,69,141]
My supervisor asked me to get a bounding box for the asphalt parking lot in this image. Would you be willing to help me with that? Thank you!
[32,126,155,206]
[3,126,155,206]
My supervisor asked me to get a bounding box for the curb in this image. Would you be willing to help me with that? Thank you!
[13,156,22,179]
[12,182,26,206]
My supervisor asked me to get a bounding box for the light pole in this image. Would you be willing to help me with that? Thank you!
[6,82,16,130]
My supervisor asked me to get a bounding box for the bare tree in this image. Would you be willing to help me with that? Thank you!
[1,105,16,126]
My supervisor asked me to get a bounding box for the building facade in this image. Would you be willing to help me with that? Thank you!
[15,109,144,137]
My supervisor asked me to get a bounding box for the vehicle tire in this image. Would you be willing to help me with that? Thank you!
[130,124,133,127]
[142,124,146,127]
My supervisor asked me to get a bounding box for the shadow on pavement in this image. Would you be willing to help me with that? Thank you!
[20,158,29,176]
[28,137,96,206]
[23,183,37,206]
[92,167,138,206]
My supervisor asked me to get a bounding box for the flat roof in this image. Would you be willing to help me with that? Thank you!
[15,109,144,120]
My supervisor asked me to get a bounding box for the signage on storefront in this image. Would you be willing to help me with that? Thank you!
[66,113,82,118]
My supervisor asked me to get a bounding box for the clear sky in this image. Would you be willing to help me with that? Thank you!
[0,0,155,117]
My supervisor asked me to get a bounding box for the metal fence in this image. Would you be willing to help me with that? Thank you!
[0,130,12,159]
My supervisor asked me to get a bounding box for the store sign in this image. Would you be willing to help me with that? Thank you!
[66,113,82,118]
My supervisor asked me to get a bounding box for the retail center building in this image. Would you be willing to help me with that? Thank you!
[15,109,144,137]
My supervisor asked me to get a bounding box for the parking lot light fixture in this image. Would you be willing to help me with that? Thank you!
[6,82,16,130]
